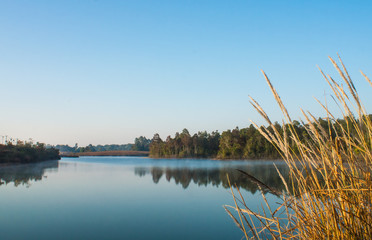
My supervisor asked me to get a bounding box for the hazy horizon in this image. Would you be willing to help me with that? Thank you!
[1,1,372,146]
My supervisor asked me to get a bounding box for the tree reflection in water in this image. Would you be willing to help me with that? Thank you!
[135,162,290,194]
[0,161,59,187]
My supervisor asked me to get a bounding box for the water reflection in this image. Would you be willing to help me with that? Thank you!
[0,158,290,194]
[135,162,290,194]
[0,160,59,187]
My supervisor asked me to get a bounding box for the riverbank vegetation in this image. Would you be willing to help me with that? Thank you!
[0,142,60,164]
[225,56,372,239]
[149,116,370,160]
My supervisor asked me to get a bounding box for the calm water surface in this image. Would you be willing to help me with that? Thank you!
[0,157,288,240]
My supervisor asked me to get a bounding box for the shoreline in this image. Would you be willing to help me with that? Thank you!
[147,156,284,161]
[60,150,149,157]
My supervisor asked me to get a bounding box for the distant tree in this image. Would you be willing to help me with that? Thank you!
[132,136,151,151]
[149,133,163,157]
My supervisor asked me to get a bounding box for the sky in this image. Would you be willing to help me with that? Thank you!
[0,0,372,146]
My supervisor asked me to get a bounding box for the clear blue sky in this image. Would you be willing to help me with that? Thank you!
[1,0,371,146]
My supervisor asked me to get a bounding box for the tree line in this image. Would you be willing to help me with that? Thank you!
[149,115,372,159]
[54,136,152,153]
[53,114,371,159]
[54,143,133,153]
[149,129,220,158]
[149,126,277,159]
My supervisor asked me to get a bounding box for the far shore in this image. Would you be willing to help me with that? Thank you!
[60,152,285,161]
[60,150,149,157]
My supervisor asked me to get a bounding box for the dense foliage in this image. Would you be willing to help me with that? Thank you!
[150,115,372,159]
[0,143,60,164]
[132,136,151,151]
[149,126,282,159]
[149,129,220,158]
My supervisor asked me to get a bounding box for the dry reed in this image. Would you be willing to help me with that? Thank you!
[225,56,372,239]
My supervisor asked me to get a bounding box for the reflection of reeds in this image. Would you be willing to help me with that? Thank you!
[225,56,372,239]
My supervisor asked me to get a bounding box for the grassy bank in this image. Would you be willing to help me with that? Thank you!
[225,56,372,239]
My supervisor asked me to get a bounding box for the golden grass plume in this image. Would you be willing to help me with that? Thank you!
[225,56,372,239]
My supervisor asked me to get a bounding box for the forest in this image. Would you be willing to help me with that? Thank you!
[149,115,372,159]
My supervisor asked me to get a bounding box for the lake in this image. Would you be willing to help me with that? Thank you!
[0,157,288,240]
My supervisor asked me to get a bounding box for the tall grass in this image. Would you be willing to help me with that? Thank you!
[225,56,372,239]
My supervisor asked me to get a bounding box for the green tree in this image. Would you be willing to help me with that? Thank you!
[132,136,151,151]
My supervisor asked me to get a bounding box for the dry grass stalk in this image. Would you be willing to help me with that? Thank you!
[225,56,372,239]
